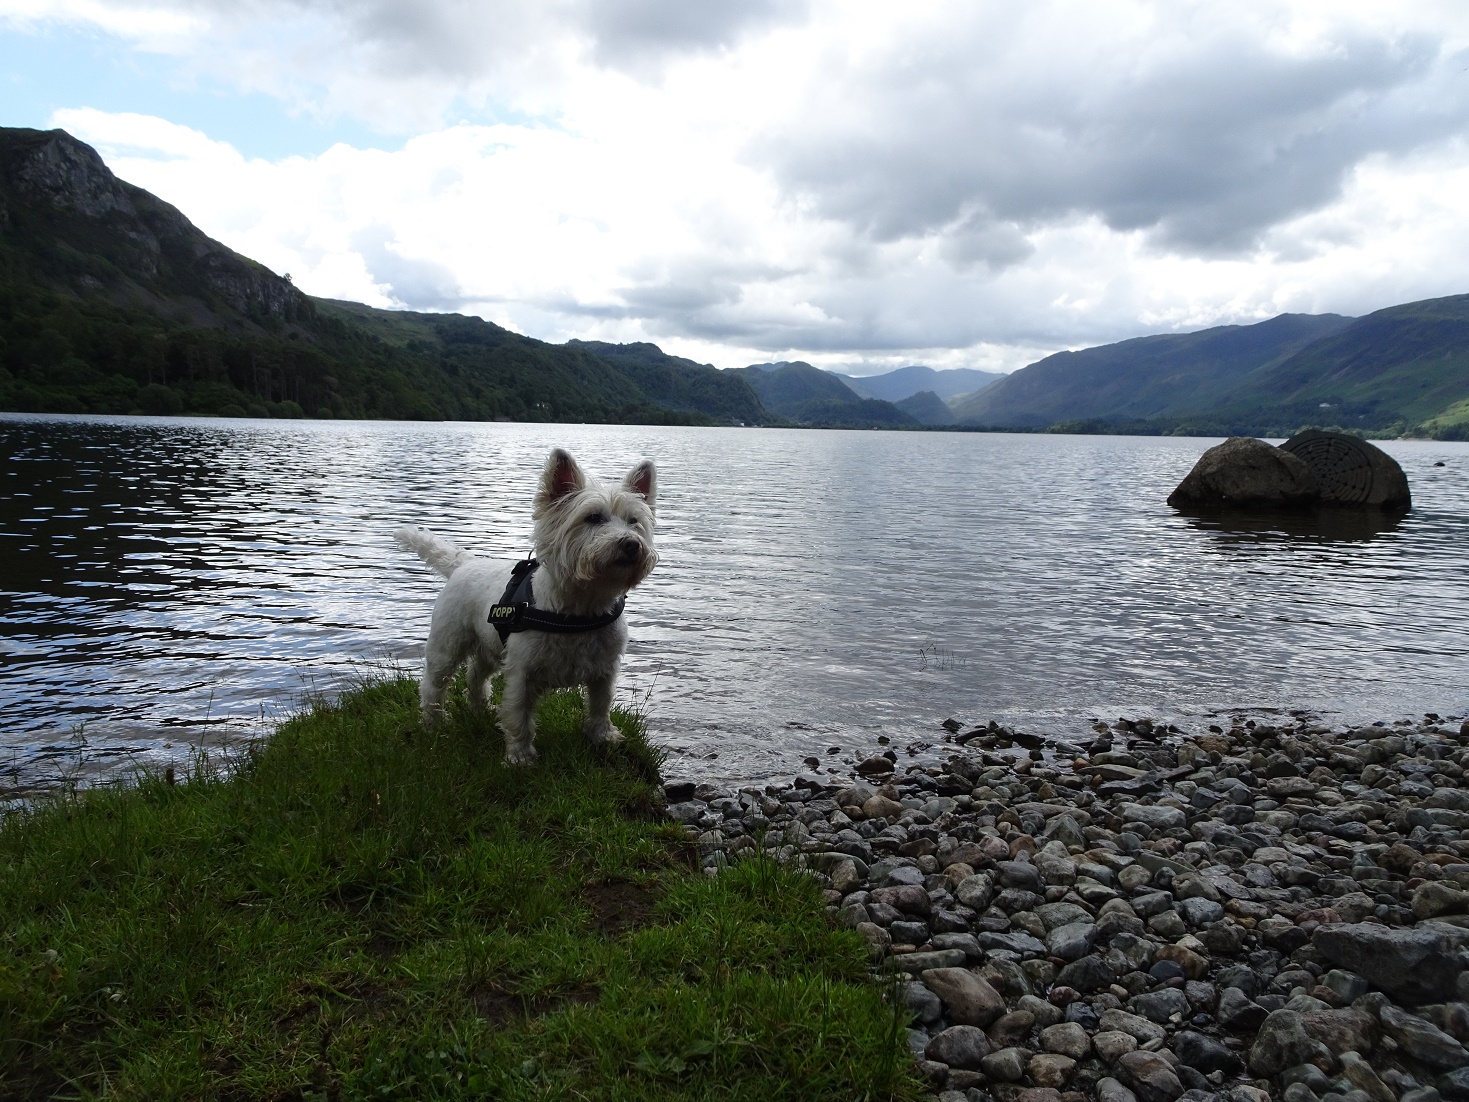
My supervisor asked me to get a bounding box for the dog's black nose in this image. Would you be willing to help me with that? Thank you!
[617,537,641,561]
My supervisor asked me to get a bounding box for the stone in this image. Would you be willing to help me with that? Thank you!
[1041,1023,1092,1060]
[1116,1050,1185,1102]
[871,883,932,917]
[1321,969,1369,1005]
[1415,882,1469,921]
[894,949,967,972]
[1099,1009,1166,1045]
[830,858,862,895]
[1300,1009,1377,1056]
[1055,954,1115,993]
[856,921,891,961]
[1094,1030,1139,1063]
[1279,429,1412,509]
[957,874,996,911]
[1217,987,1269,1032]
[1314,923,1469,1003]
[1338,1051,1395,1102]
[1132,988,1190,1024]
[1380,1006,1469,1070]
[927,1025,994,1070]
[923,968,1008,1027]
[1048,922,1100,962]
[1029,1053,1078,1088]
[1016,1090,1064,1102]
[1019,993,1065,1027]
[1172,1031,1244,1076]
[1098,1078,1142,1102]
[1439,1068,1469,1101]
[982,1046,1031,1082]
[989,1010,1038,1048]
[1154,944,1210,981]
[1167,436,1320,509]
[1249,1010,1333,1077]
[1119,804,1189,831]
[862,793,904,819]
[1177,897,1225,926]
[904,981,945,1026]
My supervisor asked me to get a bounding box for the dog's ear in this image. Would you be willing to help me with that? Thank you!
[537,448,586,512]
[622,460,656,511]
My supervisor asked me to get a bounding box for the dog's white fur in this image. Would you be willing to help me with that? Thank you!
[394,448,657,765]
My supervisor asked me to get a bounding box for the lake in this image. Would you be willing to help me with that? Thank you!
[3,413,1467,795]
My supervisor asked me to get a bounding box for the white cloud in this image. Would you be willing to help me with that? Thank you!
[26,2,1469,372]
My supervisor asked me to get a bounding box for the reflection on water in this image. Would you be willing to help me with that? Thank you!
[1179,506,1407,543]
[3,413,1467,793]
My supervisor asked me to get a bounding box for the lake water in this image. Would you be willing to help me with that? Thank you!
[3,413,1467,795]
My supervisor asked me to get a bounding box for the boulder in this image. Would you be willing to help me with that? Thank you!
[1167,437,1319,508]
[1313,922,1469,1004]
[921,967,1007,1027]
[1280,429,1411,509]
[925,1024,993,1069]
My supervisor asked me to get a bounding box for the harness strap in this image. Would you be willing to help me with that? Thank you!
[488,559,626,642]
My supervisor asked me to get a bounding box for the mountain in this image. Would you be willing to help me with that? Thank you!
[0,126,768,425]
[895,390,956,425]
[835,365,1002,402]
[953,313,1354,428]
[1220,295,1469,433]
[727,361,917,427]
[952,300,1469,437]
[566,340,765,423]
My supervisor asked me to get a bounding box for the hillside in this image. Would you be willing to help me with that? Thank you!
[894,389,956,425]
[836,364,1001,402]
[1220,295,1469,433]
[0,127,767,425]
[953,313,1353,428]
[726,361,917,427]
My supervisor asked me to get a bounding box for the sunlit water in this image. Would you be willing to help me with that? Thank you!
[3,413,1467,794]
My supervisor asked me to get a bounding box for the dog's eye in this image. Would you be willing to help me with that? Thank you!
[624,516,640,527]
[584,512,607,525]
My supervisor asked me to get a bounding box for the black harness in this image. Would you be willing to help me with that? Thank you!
[487,557,626,643]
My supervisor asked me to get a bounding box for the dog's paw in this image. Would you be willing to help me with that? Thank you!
[584,719,625,747]
[503,744,540,767]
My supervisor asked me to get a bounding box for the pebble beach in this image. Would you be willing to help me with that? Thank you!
[663,711,1469,1102]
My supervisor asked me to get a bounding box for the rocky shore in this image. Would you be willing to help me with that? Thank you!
[662,711,1469,1102]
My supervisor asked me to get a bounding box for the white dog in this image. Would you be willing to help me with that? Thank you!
[394,448,657,764]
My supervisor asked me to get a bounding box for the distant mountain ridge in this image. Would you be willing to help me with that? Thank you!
[834,365,1002,402]
[726,361,917,427]
[953,306,1469,438]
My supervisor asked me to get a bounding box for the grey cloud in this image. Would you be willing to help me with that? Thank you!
[352,225,462,309]
[757,15,1469,254]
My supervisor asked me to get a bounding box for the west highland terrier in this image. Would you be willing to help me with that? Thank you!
[394,448,657,764]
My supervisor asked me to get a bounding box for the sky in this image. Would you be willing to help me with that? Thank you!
[4,2,1469,375]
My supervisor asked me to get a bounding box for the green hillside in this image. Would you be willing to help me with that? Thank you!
[1216,294,1469,435]
[953,313,1352,428]
[894,389,956,425]
[0,127,764,425]
[727,362,917,427]
[567,340,765,423]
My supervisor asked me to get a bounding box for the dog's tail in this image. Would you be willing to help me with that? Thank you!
[393,525,474,579]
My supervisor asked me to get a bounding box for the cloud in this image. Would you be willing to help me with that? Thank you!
[24,2,1469,375]
[756,6,1469,254]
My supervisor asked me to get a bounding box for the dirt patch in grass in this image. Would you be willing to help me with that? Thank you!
[471,984,600,1023]
[585,878,659,936]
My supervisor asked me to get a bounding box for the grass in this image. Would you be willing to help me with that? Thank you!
[0,679,916,1101]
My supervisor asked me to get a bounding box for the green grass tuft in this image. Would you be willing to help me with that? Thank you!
[0,679,916,1101]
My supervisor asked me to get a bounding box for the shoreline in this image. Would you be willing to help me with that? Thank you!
[667,709,1469,1102]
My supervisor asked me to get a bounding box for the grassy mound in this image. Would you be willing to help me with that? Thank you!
[0,680,915,1101]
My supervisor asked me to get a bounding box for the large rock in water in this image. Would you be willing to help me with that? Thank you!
[1166,437,1319,508]
[1280,429,1412,508]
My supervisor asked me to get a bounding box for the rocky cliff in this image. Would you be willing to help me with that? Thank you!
[0,127,310,326]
